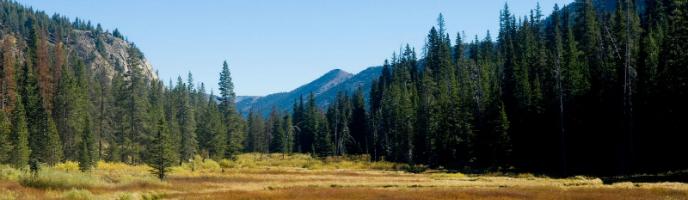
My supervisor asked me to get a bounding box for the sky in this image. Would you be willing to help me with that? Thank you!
[16,0,572,96]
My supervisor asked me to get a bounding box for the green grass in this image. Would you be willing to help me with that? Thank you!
[19,168,105,189]
[0,165,23,181]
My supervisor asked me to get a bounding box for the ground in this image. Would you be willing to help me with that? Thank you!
[1,154,687,200]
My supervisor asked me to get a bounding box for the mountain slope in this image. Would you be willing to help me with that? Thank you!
[237,67,381,116]
[0,1,157,82]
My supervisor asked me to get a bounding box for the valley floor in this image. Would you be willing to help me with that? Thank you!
[1,154,687,200]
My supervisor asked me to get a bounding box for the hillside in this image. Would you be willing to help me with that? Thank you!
[237,67,381,116]
[0,1,157,83]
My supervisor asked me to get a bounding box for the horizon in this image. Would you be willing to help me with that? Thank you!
[16,0,571,96]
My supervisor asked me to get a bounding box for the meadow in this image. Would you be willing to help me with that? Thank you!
[0,153,686,200]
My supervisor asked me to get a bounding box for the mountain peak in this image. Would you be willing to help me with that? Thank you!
[322,69,352,79]
[236,67,381,116]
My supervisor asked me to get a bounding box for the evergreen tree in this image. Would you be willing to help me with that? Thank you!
[10,96,30,168]
[281,114,294,155]
[147,118,175,180]
[79,119,95,172]
[197,90,226,160]
[269,107,286,153]
[348,88,368,154]
[176,76,197,162]
[218,61,243,158]
[0,111,12,163]
[1,35,18,113]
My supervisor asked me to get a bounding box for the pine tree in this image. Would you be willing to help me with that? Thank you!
[198,90,226,160]
[147,118,175,181]
[120,46,151,164]
[313,110,332,157]
[79,119,95,172]
[218,61,243,158]
[0,111,12,163]
[10,96,29,168]
[1,35,18,113]
[30,21,53,112]
[177,76,197,162]
[281,114,294,155]
[269,107,286,153]
[348,88,368,154]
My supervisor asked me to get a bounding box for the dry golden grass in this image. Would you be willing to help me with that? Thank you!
[0,154,687,200]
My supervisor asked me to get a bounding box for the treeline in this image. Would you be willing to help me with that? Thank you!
[245,0,688,176]
[0,0,246,173]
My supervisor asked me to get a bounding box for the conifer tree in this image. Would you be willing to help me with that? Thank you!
[79,119,95,172]
[1,35,17,113]
[348,88,367,154]
[147,118,175,180]
[10,96,30,168]
[218,61,243,158]
[177,76,197,162]
[0,111,12,163]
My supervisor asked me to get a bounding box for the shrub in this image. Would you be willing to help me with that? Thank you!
[19,169,104,189]
[0,165,23,181]
[402,164,428,174]
[192,156,220,171]
[218,159,235,169]
[141,192,165,200]
[55,161,80,172]
[62,189,94,200]
[170,156,222,175]
[96,161,151,173]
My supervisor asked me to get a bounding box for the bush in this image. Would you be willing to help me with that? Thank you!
[0,165,23,181]
[402,164,428,174]
[62,189,94,200]
[55,161,80,172]
[141,192,165,200]
[19,169,104,189]
[170,155,221,175]
[96,161,151,173]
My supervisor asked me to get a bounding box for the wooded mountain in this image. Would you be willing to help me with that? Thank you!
[0,0,244,172]
[237,67,381,116]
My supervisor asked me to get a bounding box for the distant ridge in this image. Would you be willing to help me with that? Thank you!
[237,67,381,116]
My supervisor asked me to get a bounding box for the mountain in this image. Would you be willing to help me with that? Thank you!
[0,1,157,82]
[237,67,381,116]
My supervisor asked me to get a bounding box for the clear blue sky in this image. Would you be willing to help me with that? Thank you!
[17,0,571,96]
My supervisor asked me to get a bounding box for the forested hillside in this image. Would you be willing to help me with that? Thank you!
[244,0,688,176]
[0,0,685,178]
[0,0,245,170]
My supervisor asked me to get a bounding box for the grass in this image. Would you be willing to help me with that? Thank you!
[0,154,686,199]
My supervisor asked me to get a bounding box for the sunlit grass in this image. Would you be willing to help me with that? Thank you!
[0,154,686,199]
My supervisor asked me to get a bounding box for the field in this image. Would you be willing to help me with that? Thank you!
[1,154,687,200]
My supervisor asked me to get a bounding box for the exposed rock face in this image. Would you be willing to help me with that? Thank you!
[68,30,156,81]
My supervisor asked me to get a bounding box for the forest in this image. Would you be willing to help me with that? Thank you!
[0,0,685,181]
[244,0,688,177]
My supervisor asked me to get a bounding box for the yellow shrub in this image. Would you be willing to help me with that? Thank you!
[96,161,150,173]
[54,161,80,172]
[218,159,236,169]
[0,165,24,181]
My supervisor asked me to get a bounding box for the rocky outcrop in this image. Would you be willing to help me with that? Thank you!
[68,30,156,81]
